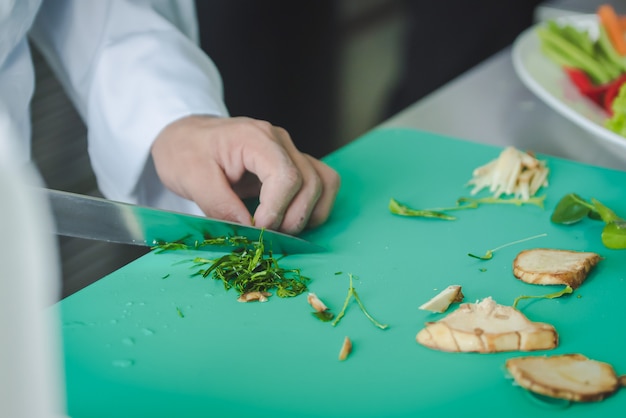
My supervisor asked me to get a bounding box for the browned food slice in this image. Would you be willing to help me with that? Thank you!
[513,248,601,289]
[416,297,557,353]
[506,354,626,402]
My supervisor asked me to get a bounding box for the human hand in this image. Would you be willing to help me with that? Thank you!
[150,115,340,235]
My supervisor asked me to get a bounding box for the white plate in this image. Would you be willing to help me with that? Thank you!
[512,14,626,152]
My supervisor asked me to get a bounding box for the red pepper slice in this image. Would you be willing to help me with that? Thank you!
[563,67,626,114]
[563,67,608,106]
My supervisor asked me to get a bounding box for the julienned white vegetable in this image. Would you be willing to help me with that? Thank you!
[468,147,549,200]
[419,285,464,313]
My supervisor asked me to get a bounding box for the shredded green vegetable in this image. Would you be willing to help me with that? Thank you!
[154,230,310,299]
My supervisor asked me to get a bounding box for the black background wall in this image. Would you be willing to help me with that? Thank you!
[195,1,340,159]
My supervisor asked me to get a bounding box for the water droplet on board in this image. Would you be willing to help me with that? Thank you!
[122,337,135,346]
[63,321,88,328]
[110,319,118,325]
[126,301,134,307]
[141,328,155,336]
[112,359,135,368]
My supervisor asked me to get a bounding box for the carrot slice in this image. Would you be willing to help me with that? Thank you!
[598,4,626,56]
[620,15,626,31]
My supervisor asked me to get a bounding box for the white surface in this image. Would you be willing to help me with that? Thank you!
[0,110,67,417]
[512,14,626,156]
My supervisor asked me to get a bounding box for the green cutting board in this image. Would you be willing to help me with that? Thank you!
[57,128,626,418]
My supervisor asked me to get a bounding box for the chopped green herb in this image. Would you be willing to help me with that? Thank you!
[389,195,546,221]
[176,306,185,318]
[512,285,573,309]
[388,198,457,220]
[152,235,258,253]
[312,311,335,322]
[468,233,548,260]
[161,273,170,279]
[153,231,310,300]
[192,231,310,299]
[332,273,388,330]
[152,242,190,253]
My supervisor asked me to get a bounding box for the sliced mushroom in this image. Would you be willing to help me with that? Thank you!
[416,297,558,353]
[506,354,626,402]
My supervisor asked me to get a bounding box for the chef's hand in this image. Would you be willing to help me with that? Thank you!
[151,115,340,235]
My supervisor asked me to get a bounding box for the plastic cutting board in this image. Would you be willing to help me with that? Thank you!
[56,128,626,417]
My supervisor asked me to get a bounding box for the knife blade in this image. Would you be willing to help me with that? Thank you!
[40,188,325,254]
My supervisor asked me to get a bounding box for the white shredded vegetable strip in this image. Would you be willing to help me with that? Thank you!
[467,146,548,200]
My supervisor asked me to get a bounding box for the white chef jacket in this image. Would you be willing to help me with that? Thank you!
[0,0,229,215]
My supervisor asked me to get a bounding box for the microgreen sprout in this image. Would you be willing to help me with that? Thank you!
[512,285,573,309]
[389,198,457,220]
[332,273,388,330]
[457,195,546,209]
[468,233,548,260]
[389,195,546,221]
[551,193,626,249]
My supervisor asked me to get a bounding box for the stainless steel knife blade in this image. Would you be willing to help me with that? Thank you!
[40,188,325,254]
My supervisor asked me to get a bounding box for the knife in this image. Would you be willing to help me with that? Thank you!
[40,188,325,254]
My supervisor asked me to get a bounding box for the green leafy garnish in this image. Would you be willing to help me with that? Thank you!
[153,231,310,299]
[551,194,626,249]
[550,193,596,224]
[332,273,388,330]
[176,306,185,318]
[152,235,258,253]
[512,285,573,309]
[152,242,191,253]
[468,233,548,260]
[192,232,310,298]
[312,311,335,322]
[388,198,456,220]
[389,195,546,221]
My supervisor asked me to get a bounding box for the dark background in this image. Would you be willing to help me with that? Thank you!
[195,0,543,158]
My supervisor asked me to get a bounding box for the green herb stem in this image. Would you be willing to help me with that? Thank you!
[468,233,548,260]
[332,274,388,330]
[512,286,573,309]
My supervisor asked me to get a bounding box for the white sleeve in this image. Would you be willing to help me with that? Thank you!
[29,0,229,213]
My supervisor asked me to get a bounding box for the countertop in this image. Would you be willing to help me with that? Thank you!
[380,0,626,172]
[57,128,626,418]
